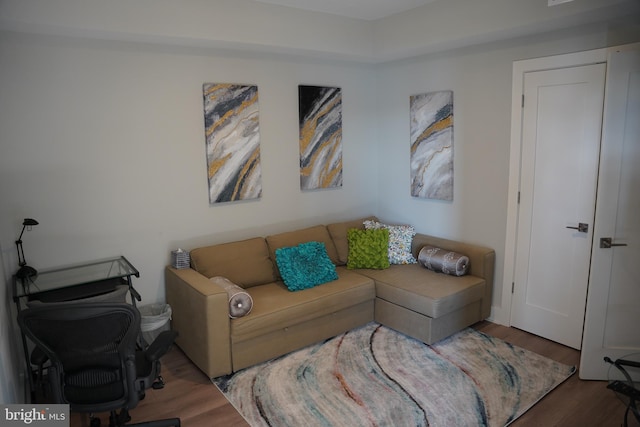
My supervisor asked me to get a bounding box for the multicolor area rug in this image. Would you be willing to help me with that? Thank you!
[213,323,575,427]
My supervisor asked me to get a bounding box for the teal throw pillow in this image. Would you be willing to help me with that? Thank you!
[347,228,390,270]
[275,241,338,291]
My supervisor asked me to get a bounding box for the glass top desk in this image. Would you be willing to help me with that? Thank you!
[13,256,141,304]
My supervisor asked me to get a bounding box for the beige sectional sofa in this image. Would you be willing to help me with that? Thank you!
[165,216,495,378]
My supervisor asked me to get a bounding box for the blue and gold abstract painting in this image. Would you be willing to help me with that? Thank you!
[298,85,343,190]
[410,90,454,201]
[203,83,262,204]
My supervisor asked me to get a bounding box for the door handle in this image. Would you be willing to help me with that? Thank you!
[566,223,589,233]
[600,237,628,248]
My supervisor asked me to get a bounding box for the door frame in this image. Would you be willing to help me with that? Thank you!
[493,47,608,327]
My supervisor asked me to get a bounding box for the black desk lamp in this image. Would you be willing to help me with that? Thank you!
[15,218,39,280]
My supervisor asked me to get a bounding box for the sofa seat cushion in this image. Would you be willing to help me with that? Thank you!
[360,264,485,319]
[231,267,374,343]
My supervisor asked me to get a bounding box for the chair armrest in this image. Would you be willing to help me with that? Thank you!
[412,233,495,319]
[165,267,232,378]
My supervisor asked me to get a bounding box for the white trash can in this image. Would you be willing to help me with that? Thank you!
[139,303,172,345]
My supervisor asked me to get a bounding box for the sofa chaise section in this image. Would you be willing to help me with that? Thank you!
[373,233,494,344]
[328,221,495,346]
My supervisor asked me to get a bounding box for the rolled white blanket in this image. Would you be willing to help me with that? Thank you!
[210,276,254,318]
[418,245,469,276]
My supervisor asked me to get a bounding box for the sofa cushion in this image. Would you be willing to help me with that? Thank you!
[347,228,390,270]
[231,267,375,342]
[364,220,417,265]
[190,237,277,288]
[362,264,485,318]
[275,242,338,291]
[266,225,340,267]
[327,216,378,265]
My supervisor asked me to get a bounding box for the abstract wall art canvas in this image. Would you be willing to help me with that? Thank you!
[202,83,262,204]
[298,85,343,190]
[410,90,454,201]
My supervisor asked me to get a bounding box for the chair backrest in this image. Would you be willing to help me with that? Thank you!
[18,303,141,413]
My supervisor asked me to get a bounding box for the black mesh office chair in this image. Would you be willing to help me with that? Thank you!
[18,302,180,427]
[26,285,132,396]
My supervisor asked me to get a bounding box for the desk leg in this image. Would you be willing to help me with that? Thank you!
[125,276,146,349]
[126,277,141,308]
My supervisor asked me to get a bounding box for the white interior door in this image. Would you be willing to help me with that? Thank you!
[580,46,640,380]
[511,63,606,349]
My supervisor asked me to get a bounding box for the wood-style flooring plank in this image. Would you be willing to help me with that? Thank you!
[70,321,631,426]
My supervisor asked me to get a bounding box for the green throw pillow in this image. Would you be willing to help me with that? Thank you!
[347,228,390,270]
[275,241,338,291]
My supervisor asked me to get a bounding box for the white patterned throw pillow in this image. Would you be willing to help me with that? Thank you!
[363,220,417,265]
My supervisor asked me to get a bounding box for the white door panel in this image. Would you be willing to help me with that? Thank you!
[511,63,606,349]
[580,47,640,379]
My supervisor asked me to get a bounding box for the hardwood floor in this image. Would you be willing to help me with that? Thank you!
[70,322,632,427]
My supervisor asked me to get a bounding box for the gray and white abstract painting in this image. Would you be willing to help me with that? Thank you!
[410,90,454,201]
[203,83,262,204]
[298,85,343,190]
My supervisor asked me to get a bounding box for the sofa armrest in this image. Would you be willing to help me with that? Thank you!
[411,234,495,319]
[165,267,231,378]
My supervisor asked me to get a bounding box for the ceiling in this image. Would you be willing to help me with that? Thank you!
[253,0,437,21]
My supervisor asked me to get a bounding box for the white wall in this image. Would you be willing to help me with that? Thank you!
[0,32,378,305]
[373,24,630,313]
